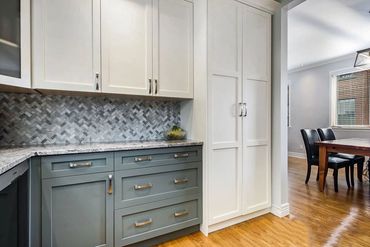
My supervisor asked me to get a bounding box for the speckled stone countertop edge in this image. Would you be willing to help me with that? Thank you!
[0,140,203,176]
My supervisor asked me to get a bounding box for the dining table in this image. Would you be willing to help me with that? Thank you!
[317,138,370,192]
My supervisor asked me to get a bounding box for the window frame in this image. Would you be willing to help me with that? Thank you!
[330,66,370,129]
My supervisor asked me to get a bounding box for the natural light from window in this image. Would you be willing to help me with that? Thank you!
[333,69,370,127]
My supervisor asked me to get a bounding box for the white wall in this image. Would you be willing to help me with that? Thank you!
[288,54,370,156]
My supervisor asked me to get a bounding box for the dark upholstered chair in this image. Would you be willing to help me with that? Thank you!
[300,129,351,192]
[317,128,365,186]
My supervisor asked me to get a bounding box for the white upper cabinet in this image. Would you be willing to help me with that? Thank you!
[0,0,31,88]
[153,0,194,98]
[32,0,101,92]
[101,0,152,96]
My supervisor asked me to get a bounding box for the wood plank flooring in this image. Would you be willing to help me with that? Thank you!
[158,157,370,246]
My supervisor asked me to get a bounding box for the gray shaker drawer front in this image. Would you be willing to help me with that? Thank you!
[115,165,200,208]
[41,152,114,178]
[114,146,202,171]
[115,199,200,246]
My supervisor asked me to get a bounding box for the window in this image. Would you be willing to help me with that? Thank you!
[332,69,370,127]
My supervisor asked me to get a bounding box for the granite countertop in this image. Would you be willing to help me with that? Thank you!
[0,140,203,176]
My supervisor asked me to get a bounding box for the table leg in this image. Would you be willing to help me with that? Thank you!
[319,146,328,192]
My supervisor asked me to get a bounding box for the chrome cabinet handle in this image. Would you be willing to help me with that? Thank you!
[149,79,152,94]
[95,73,100,91]
[174,153,189,159]
[135,218,153,227]
[134,183,153,190]
[69,161,92,168]
[108,174,113,195]
[243,103,247,117]
[154,79,158,94]
[173,178,189,184]
[239,103,244,117]
[134,156,152,162]
[174,210,189,217]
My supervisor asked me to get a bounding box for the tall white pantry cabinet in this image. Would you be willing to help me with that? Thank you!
[204,0,273,232]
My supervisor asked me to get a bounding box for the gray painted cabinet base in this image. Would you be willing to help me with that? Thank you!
[36,145,202,247]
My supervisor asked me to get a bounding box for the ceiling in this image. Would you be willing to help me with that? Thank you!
[288,0,370,70]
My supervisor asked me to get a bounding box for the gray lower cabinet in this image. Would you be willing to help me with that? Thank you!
[42,172,114,247]
[40,145,202,247]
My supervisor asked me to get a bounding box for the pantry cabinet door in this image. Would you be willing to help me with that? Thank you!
[101,0,153,96]
[153,0,194,99]
[242,6,271,214]
[32,0,101,92]
[208,0,243,225]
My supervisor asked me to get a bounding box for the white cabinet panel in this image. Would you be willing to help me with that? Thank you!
[243,145,270,213]
[211,75,240,145]
[209,0,240,75]
[101,0,152,96]
[209,148,242,224]
[33,0,100,92]
[154,0,193,98]
[243,7,271,82]
[244,80,269,144]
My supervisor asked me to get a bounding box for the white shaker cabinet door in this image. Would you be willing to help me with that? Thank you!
[153,0,194,99]
[101,0,153,96]
[208,0,243,225]
[32,0,101,92]
[242,6,271,214]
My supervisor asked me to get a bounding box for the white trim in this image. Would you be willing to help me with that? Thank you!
[207,208,271,233]
[288,152,305,159]
[288,53,356,74]
[236,0,280,14]
[271,203,290,218]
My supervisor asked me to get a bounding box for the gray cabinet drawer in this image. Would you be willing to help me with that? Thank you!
[115,163,200,208]
[115,199,200,246]
[114,146,202,171]
[41,152,114,178]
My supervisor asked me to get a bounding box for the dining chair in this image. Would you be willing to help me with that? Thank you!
[300,129,351,192]
[317,128,365,186]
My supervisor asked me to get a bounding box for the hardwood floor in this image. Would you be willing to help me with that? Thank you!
[158,157,370,246]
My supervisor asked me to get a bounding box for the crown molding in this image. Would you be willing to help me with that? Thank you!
[237,0,281,14]
[288,53,356,74]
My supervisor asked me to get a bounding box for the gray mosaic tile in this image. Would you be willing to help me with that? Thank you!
[0,93,181,146]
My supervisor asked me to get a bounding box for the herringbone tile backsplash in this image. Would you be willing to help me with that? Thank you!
[0,93,181,146]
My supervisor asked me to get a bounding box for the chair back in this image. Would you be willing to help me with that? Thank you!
[300,129,320,166]
[317,128,336,141]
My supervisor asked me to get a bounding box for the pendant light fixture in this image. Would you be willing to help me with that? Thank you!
[354,48,370,67]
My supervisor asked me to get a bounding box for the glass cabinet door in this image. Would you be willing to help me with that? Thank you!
[0,0,30,87]
[0,0,21,78]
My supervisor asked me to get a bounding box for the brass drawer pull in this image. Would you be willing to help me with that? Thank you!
[135,218,153,227]
[134,183,153,190]
[134,156,152,162]
[174,210,189,217]
[69,161,92,168]
[108,174,113,195]
[174,153,189,159]
[173,178,189,184]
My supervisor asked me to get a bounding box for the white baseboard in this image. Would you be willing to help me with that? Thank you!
[271,203,290,218]
[288,152,306,159]
[207,208,271,233]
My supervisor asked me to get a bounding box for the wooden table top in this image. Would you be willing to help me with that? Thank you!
[316,138,370,150]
